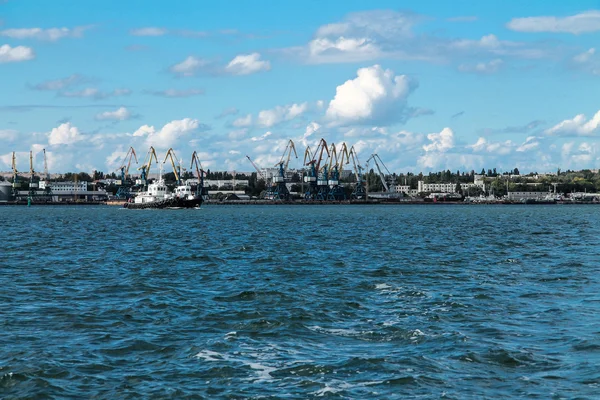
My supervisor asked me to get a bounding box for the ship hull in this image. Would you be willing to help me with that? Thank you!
[124,196,202,209]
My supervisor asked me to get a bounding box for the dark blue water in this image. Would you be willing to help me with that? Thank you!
[1,205,600,399]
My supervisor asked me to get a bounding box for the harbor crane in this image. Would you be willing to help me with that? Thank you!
[42,148,52,200]
[349,146,366,200]
[138,146,158,189]
[304,138,329,200]
[366,153,393,193]
[28,151,38,201]
[115,146,138,199]
[327,143,350,201]
[11,152,19,196]
[246,155,267,182]
[191,151,208,199]
[163,148,184,185]
[268,139,298,201]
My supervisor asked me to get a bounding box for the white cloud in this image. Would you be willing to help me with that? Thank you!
[170,56,209,77]
[546,110,600,136]
[0,26,90,41]
[507,11,600,34]
[133,125,154,137]
[0,44,34,63]
[301,122,321,146]
[95,107,132,121]
[325,64,416,126]
[32,74,88,91]
[257,103,308,127]
[422,127,455,152]
[138,118,202,149]
[0,129,17,141]
[145,88,204,97]
[224,53,271,75]
[251,131,272,142]
[285,10,550,65]
[130,27,167,36]
[574,48,596,63]
[458,59,503,74]
[232,114,252,127]
[59,88,131,100]
[48,122,83,146]
[516,136,540,152]
[468,137,514,155]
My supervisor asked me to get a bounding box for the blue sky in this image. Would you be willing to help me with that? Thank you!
[2,0,600,174]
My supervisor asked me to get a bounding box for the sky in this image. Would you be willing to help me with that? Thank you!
[2,0,600,174]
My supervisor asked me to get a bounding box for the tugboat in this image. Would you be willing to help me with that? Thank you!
[124,147,202,209]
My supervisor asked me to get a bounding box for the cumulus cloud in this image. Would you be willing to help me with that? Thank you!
[170,56,210,77]
[257,103,308,127]
[133,118,206,149]
[48,122,83,145]
[468,137,514,155]
[516,136,540,152]
[144,88,204,97]
[251,131,272,142]
[283,10,551,65]
[130,27,167,36]
[0,44,34,63]
[170,53,271,77]
[458,59,503,74]
[325,64,417,126]
[422,127,455,152]
[232,114,252,127]
[95,107,133,121]
[507,11,600,34]
[546,110,600,136]
[0,129,17,142]
[0,26,90,41]
[224,53,271,75]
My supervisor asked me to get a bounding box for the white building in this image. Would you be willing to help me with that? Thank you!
[417,174,486,194]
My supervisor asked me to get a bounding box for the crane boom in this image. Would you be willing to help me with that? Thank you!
[163,148,181,184]
[43,149,49,180]
[246,155,266,181]
[366,153,391,192]
[349,146,363,182]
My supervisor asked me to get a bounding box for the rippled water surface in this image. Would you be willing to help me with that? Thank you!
[2,204,600,399]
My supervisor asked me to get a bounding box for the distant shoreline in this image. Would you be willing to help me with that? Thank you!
[1,200,599,206]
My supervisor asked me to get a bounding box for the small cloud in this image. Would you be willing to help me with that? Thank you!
[95,107,133,121]
[169,56,212,77]
[224,52,271,75]
[478,120,545,135]
[451,111,465,119]
[458,59,503,74]
[0,26,91,41]
[251,131,272,141]
[507,11,600,34]
[216,107,239,119]
[144,88,204,97]
[0,44,34,63]
[232,114,252,127]
[130,27,167,36]
[31,74,91,91]
[58,88,131,100]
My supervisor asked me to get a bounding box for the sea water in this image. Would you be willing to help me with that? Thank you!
[1,205,599,399]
